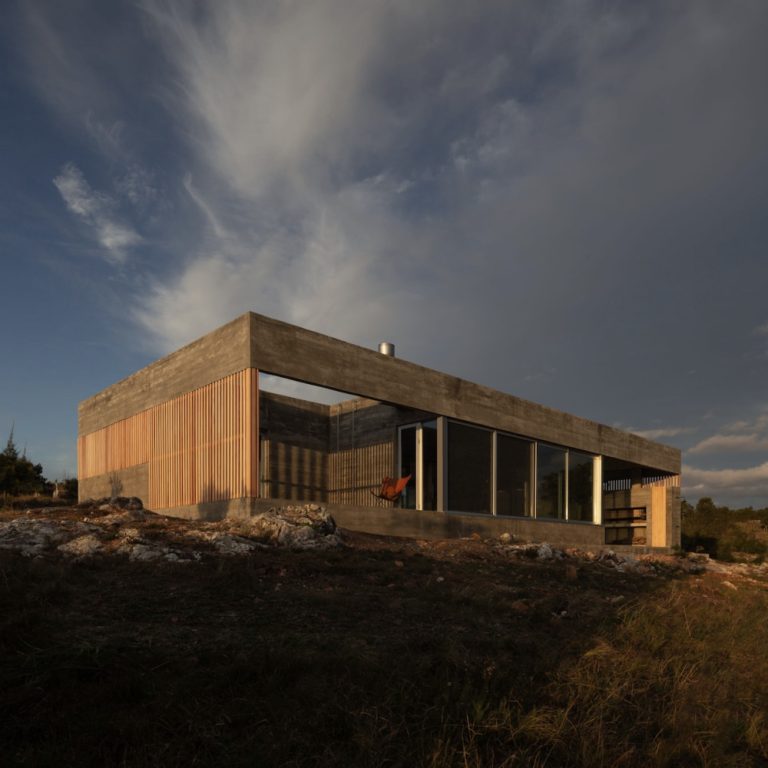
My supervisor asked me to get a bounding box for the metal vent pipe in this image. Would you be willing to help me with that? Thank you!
[378,342,395,357]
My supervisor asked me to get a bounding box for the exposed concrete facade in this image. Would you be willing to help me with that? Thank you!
[79,312,682,550]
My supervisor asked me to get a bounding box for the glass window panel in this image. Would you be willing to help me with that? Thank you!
[496,434,532,517]
[447,422,492,513]
[537,444,565,519]
[568,451,594,522]
[422,420,438,511]
[399,426,417,509]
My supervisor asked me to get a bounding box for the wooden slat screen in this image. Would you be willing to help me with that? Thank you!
[642,474,680,488]
[78,369,259,509]
[327,441,393,507]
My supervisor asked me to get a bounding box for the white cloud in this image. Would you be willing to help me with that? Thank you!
[21,0,765,451]
[683,462,768,498]
[754,322,768,336]
[134,175,413,352]
[53,163,142,264]
[688,433,768,455]
[131,0,768,367]
[688,410,768,454]
[143,0,391,202]
[631,426,693,441]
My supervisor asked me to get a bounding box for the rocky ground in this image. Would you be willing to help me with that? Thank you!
[0,497,342,562]
[3,500,767,767]
[0,497,758,583]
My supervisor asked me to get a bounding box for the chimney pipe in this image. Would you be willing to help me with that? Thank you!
[378,342,395,357]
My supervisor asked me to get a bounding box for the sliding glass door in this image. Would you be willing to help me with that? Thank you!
[398,420,437,511]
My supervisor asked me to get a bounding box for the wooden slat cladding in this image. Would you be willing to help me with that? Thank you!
[326,401,427,507]
[327,442,393,507]
[642,474,681,488]
[78,369,259,509]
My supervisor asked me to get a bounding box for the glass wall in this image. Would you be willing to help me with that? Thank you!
[400,417,596,522]
[399,425,417,509]
[568,450,594,521]
[536,444,566,519]
[496,434,532,516]
[422,420,438,511]
[447,422,492,513]
[398,421,437,511]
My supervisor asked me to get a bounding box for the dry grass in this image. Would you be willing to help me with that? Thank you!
[1,528,767,767]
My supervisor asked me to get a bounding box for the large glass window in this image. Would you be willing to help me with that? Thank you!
[496,434,532,516]
[537,444,566,519]
[399,425,417,509]
[398,421,437,511]
[568,451,594,521]
[447,422,492,513]
[422,420,438,511]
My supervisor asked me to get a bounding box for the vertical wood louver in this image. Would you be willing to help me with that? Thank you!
[77,369,259,509]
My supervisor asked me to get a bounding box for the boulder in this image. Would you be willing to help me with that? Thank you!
[228,504,341,549]
[58,534,103,558]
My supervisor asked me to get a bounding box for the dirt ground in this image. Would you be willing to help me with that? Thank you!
[2,501,767,767]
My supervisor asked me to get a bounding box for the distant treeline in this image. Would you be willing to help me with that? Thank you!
[0,429,76,500]
[682,497,768,562]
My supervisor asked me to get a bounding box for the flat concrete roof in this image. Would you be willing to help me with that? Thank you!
[79,312,681,474]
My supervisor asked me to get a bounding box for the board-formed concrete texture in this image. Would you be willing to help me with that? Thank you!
[79,311,682,550]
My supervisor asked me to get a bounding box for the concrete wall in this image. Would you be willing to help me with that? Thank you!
[168,495,622,550]
[258,392,433,507]
[77,311,682,547]
[602,481,681,549]
[79,311,680,472]
[259,391,329,501]
[79,464,149,501]
[327,399,433,506]
[246,312,680,473]
[79,315,251,435]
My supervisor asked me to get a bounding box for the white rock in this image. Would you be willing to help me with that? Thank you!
[537,543,554,560]
[0,519,95,557]
[128,544,164,561]
[58,534,103,558]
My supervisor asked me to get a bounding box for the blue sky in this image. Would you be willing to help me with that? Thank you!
[1,0,767,506]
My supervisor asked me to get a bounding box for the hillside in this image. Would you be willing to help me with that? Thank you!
[2,500,768,767]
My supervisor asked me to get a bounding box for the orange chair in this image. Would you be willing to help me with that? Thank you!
[371,475,412,503]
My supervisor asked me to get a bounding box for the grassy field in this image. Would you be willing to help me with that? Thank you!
[2,514,768,767]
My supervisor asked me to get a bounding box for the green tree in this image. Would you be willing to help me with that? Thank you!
[0,428,48,496]
[695,496,719,515]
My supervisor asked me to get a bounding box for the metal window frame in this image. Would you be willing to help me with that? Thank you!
[494,429,536,519]
[407,415,602,524]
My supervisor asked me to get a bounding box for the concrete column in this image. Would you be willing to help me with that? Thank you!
[436,417,446,513]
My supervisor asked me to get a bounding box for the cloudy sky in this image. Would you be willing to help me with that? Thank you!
[1,0,767,505]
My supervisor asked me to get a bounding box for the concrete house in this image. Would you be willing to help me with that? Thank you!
[78,312,681,551]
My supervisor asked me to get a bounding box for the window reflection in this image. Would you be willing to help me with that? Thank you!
[399,426,417,509]
[496,434,532,516]
[537,444,566,519]
[447,422,492,513]
[422,420,438,511]
[568,451,593,521]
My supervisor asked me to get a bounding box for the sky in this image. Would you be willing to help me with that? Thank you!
[1,0,767,506]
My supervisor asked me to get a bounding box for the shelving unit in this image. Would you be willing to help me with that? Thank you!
[604,506,647,545]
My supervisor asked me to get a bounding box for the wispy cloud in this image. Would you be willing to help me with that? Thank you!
[688,410,768,454]
[683,462,768,499]
[14,0,768,507]
[631,426,693,441]
[53,163,142,264]
[688,433,768,455]
[130,0,768,372]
